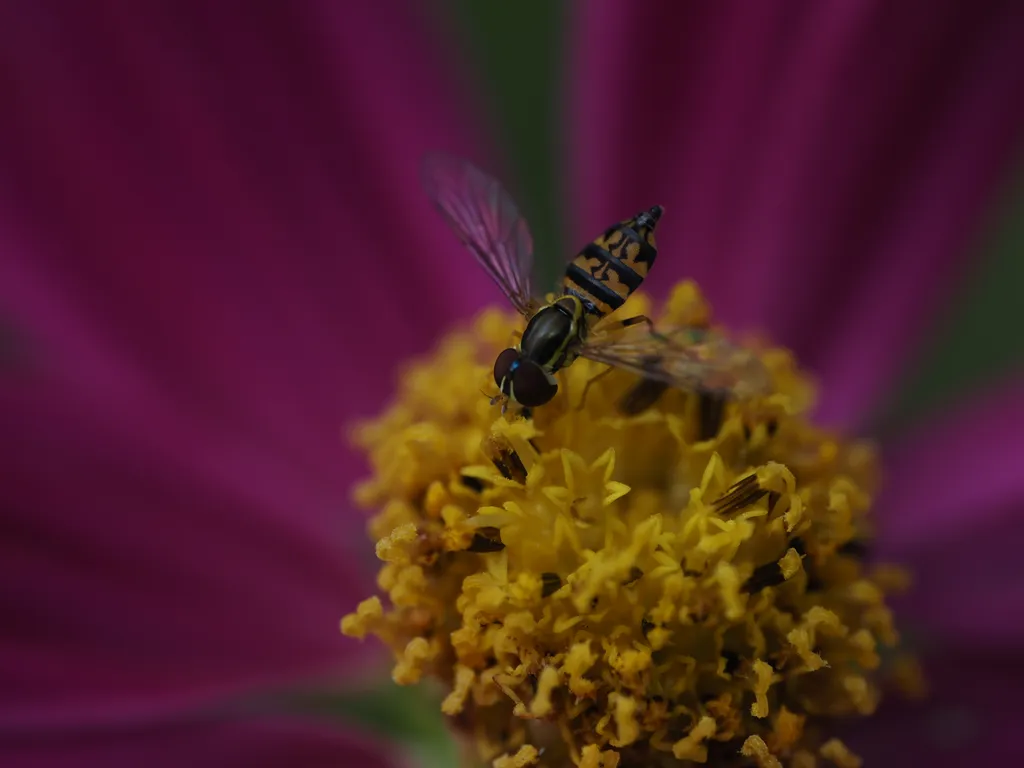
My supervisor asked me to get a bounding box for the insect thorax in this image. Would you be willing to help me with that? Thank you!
[520,300,583,372]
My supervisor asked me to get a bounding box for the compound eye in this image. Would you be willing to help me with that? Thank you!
[510,360,558,407]
[493,348,519,393]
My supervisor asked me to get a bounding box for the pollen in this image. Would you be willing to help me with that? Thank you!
[342,282,909,768]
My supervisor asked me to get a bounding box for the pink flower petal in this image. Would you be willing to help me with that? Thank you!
[0,716,398,768]
[843,650,1024,766]
[567,0,1024,428]
[874,375,1024,650]
[0,0,495,728]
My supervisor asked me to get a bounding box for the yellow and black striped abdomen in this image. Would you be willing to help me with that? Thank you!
[562,205,663,319]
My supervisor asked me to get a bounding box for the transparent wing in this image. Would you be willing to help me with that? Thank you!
[579,324,773,400]
[421,152,536,315]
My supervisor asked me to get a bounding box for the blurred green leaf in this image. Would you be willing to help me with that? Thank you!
[446,0,568,288]
[264,677,460,768]
[875,165,1024,436]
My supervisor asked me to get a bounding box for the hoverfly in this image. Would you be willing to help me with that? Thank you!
[422,154,770,415]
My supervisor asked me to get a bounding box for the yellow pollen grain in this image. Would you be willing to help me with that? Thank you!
[820,738,862,768]
[768,706,806,753]
[529,666,560,717]
[671,715,716,761]
[609,693,640,747]
[742,735,783,768]
[494,744,539,768]
[340,281,913,768]
[751,659,776,718]
[579,744,620,768]
[779,547,803,579]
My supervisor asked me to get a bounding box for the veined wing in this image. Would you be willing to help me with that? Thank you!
[579,324,773,400]
[421,153,536,315]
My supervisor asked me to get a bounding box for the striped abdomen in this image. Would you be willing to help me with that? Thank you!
[562,205,663,319]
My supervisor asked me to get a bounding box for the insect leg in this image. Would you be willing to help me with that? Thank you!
[575,365,616,410]
[607,314,669,342]
[619,378,670,415]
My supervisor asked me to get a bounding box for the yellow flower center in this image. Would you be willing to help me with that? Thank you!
[342,281,909,768]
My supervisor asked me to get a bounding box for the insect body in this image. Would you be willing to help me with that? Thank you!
[422,153,770,413]
[492,206,664,409]
[563,206,662,319]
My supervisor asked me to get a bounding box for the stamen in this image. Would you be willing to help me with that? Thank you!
[540,572,562,597]
[743,559,786,593]
[460,474,487,493]
[698,391,727,440]
[713,473,768,516]
[467,526,505,553]
[483,435,528,484]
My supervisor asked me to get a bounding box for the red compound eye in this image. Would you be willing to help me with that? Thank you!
[493,348,519,393]
[510,360,557,407]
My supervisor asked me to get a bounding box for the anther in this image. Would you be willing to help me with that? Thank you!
[467,526,505,553]
[698,391,727,441]
[540,572,562,597]
[460,475,486,493]
[712,473,768,516]
[482,436,527,484]
[743,560,786,593]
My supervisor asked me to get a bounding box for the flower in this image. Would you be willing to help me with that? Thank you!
[4,1,1023,765]
[343,282,918,767]
[0,0,495,763]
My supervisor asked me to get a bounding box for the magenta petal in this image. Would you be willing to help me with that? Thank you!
[567,0,1024,428]
[843,651,1024,766]
[0,0,494,728]
[874,375,1024,650]
[0,717,398,768]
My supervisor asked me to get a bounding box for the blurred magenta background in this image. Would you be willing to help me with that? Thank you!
[1,1,1022,766]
